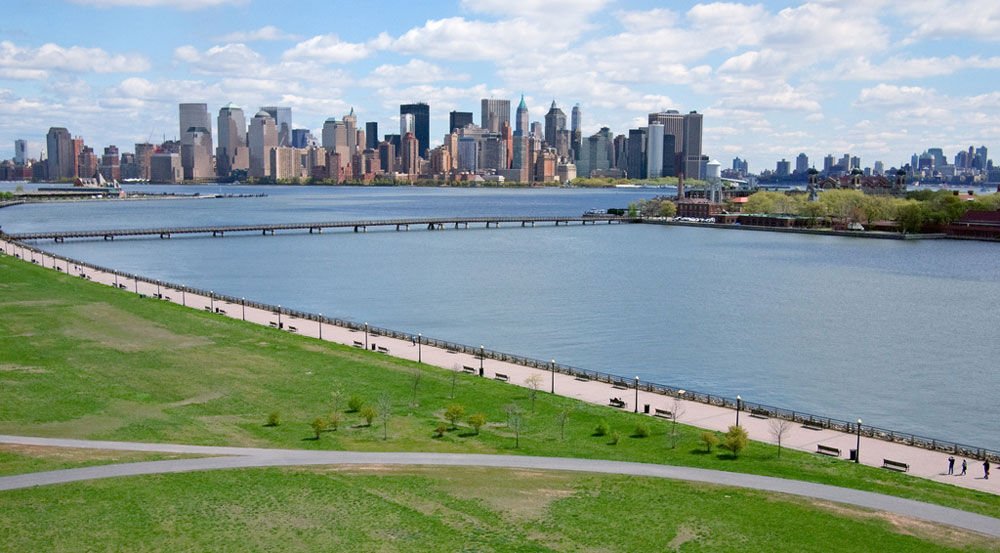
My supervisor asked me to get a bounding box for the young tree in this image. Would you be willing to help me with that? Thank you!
[444,404,465,429]
[506,404,523,448]
[347,394,363,413]
[769,418,793,458]
[434,423,448,438]
[266,411,280,427]
[468,413,487,435]
[310,417,328,439]
[669,395,687,449]
[360,405,377,427]
[524,374,544,412]
[594,419,610,437]
[722,425,749,458]
[450,370,458,399]
[557,409,571,440]
[376,394,393,440]
[410,369,422,407]
[700,431,718,453]
[330,389,344,414]
[328,412,341,431]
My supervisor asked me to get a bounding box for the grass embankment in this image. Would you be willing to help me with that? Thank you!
[1,254,998,521]
[0,467,994,553]
[0,444,194,476]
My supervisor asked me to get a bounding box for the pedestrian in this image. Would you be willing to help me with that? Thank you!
[984,460,991,480]
[948,455,955,475]
[961,459,967,476]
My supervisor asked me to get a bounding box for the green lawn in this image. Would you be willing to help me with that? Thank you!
[1,466,994,553]
[1,254,998,522]
[0,444,194,476]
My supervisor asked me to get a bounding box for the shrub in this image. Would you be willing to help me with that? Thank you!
[594,420,610,437]
[609,431,621,445]
[360,405,377,426]
[468,413,487,435]
[328,412,341,431]
[310,417,328,439]
[347,395,364,413]
[633,423,650,438]
[445,404,465,429]
[700,431,718,452]
[265,411,280,427]
[434,423,448,438]
[721,425,749,457]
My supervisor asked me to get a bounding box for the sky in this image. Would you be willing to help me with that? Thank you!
[2,0,999,173]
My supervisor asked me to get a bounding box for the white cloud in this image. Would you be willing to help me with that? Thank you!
[173,43,266,75]
[282,34,386,64]
[832,55,1000,80]
[392,17,570,61]
[461,0,609,19]
[855,84,935,107]
[70,0,245,8]
[215,26,299,42]
[896,0,1000,42]
[0,40,149,79]
[364,60,467,87]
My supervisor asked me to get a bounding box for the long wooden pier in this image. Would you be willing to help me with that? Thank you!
[5,215,635,242]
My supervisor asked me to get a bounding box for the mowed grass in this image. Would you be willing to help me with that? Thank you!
[0,444,195,476]
[1,466,995,553]
[1,254,999,520]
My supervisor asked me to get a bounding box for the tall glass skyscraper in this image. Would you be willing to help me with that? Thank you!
[399,103,430,158]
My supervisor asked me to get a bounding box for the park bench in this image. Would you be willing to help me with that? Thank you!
[609,398,626,408]
[287,326,297,333]
[816,444,841,457]
[269,322,278,328]
[446,349,458,354]
[574,375,590,382]
[750,408,770,419]
[462,365,476,374]
[494,373,509,382]
[611,381,629,390]
[377,346,390,354]
[801,421,824,431]
[216,308,226,315]
[882,459,909,472]
[352,341,364,348]
[654,408,673,419]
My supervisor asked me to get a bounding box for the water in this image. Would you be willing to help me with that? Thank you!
[3,185,999,449]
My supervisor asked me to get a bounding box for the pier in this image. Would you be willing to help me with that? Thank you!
[5,215,633,242]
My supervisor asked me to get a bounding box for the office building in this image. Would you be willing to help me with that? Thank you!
[795,152,809,174]
[216,103,248,177]
[100,145,121,181]
[515,95,528,136]
[571,104,582,156]
[14,139,27,165]
[322,116,351,168]
[457,137,478,172]
[46,127,74,181]
[249,110,277,179]
[260,106,291,147]
[646,123,664,178]
[150,152,182,183]
[343,108,358,154]
[449,111,473,133]
[627,128,647,179]
[544,101,567,150]
[179,103,212,180]
[776,159,791,176]
[481,98,510,133]
[365,122,378,150]
[378,141,396,173]
[400,103,430,158]
[401,132,419,175]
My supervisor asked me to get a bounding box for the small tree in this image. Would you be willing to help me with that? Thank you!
[594,420,610,437]
[330,389,344,413]
[328,412,341,431]
[524,374,544,412]
[360,405,377,427]
[507,404,523,448]
[659,201,677,218]
[609,431,621,445]
[445,404,465,429]
[310,417,328,439]
[722,425,749,458]
[434,422,448,438]
[376,394,393,440]
[557,409,571,440]
[669,395,687,449]
[347,394,363,413]
[266,411,280,427]
[468,413,487,435]
[450,370,458,399]
[769,418,793,458]
[700,431,718,453]
[633,423,650,438]
[410,369,422,407]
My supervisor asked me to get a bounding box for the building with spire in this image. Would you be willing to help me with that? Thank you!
[544,101,566,151]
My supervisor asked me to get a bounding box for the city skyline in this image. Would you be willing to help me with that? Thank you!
[1,1,999,170]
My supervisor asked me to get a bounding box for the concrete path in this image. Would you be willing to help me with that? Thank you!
[2,240,995,496]
[0,435,998,538]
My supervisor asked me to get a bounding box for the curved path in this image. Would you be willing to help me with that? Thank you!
[2,435,999,538]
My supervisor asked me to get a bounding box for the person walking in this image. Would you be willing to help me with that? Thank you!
[960,459,967,476]
[948,455,955,475]
[984,460,991,480]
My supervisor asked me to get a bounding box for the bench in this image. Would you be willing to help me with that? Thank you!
[609,398,626,408]
[446,350,458,354]
[205,306,213,311]
[287,326,297,333]
[816,444,841,457]
[574,375,590,382]
[494,373,509,382]
[801,422,824,431]
[654,408,673,419]
[750,408,770,419]
[269,321,278,328]
[462,365,476,374]
[611,381,629,390]
[882,459,909,472]
[377,346,389,354]
[352,341,364,348]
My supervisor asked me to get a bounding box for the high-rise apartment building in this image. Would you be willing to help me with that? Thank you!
[248,110,277,179]
[400,103,430,158]
[46,127,74,181]
[14,139,27,164]
[795,152,809,174]
[449,111,473,133]
[217,103,248,178]
[260,106,292,147]
[515,95,528,136]
[776,159,791,176]
[100,145,121,181]
[134,143,154,181]
[480,98,510,133]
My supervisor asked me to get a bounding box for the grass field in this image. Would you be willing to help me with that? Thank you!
[1,466,995,552]
[1,252,999,530]
[0,444,194,476]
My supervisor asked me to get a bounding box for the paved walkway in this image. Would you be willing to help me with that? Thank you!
[2,240,995,496]
[0,435,998,538]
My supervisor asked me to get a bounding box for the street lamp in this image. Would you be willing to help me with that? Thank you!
[550,359,555,394]
[241,297,246,321]
[417,333,422,363]
[210,291,215,313]
[319,314,323,340]
[364,322,369,349]
[736,395,742,427]
[479,345,484,376]
[856,418,863,464]
[634,376,640,413]
[277,305,281,328]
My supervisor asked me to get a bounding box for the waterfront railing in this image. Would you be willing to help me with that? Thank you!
[3,235,997,463]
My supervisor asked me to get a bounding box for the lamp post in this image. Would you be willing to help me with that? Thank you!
[855,418,863,464]
[550,359,555,394]
[417,333,422,363]
[736,395,742,427]
[241,297,245,321]
[634,376,640,413]
[364,322,369,349]
[277,305,281,328]
[319,314,323,340]
[210,291,215,313]
[479,345,484,375]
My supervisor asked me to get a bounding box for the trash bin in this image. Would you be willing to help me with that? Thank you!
[643,404,650,414]
[849,449,857,461]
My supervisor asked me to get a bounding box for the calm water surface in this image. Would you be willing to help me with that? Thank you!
[3,185,998,449]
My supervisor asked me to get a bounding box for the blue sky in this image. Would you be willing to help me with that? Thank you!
[2,0,999,172]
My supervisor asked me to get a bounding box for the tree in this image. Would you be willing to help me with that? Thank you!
[669,395,686,449]
[506,404,523,448]
[266,411,280,427]
[769,419,793,458]
[557,409,571,440]
[896,201,926,233]
[700,431,718,453]
[328,412,341,431]
[330,389,344,413]
[376,394,393,440]
[434,423,448,438]
[360,405,377,427]
[659,201,677,218]
[410,369,422,407]
[524,374,544,412]
[468,413,487,435]
[721,425,749,457]
[444,404,465,429]
[450,370,458,399]
[347,394,363,413]
[310,417,328,439]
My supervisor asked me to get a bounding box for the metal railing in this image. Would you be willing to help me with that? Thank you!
[2,235,997,463]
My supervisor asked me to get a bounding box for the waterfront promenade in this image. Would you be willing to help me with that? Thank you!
[2,236,994,496]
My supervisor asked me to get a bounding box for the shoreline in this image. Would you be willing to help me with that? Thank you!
[2,236,997,495]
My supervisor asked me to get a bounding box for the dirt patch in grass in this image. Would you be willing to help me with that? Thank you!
[65,303,211,352]
[0,364,48,374]
[169,391,225,408]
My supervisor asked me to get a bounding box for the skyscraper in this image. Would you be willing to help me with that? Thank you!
[776,159,791,176]
[400,103,430,158]
[681,111,703,179]
[570,104,582,156]
[14,139,27,164]
[248,110,277,179]
[795,152,809,174]
[179,103,212,180]
[480,98,510,133]
[217,103,248,177]
[400,113,415,137]
[515,95,529,136]
[343,108,358,154]
[646,123,664,178]
[260,106,291,148]
[322,116,351,168]
[449,111,473,133]
[46,127,73,181]
[544,101,566,150]
[365,122,378,150]
[401,132,419,175]
[627,128,647,179]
